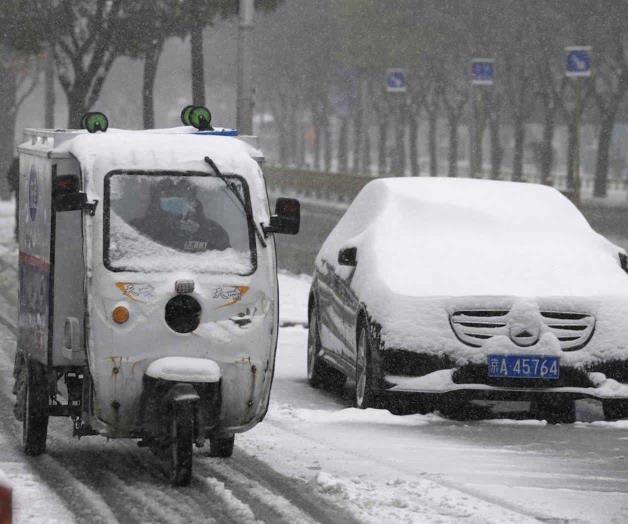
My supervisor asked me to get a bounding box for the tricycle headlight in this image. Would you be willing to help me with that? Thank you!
[112,306,129,324]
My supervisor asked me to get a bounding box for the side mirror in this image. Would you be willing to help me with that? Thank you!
[52,174,98,215]
[338,247,357,267]
[54,192,87,212]
[263,197,300,236]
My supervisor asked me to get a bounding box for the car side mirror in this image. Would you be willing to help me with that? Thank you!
[263,197,300,236]
[338,247,357,267]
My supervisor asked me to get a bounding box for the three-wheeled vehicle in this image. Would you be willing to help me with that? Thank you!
[13,111,299,485]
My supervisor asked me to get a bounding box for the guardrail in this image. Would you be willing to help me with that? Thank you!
[265,166,628,205]
[265,167,370,202]
[264,166,628,244]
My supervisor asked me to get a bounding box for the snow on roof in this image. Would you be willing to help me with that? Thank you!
[54,128,265,199]
[318,177,628,298]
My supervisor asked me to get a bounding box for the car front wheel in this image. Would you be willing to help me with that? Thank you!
[355,323,377,409]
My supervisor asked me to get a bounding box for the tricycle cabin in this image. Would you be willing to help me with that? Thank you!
[14,124,300,485]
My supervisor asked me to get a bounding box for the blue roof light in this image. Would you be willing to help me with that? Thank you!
[197,128,239,137]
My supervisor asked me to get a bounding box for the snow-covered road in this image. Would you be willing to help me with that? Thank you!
[0,200,626,523]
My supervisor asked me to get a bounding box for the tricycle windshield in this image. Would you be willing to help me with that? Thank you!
[104,171,256,274]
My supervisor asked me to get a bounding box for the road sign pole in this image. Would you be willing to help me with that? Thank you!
[574,78,582,198]
[470,59,494,178]
[564,46,591,202]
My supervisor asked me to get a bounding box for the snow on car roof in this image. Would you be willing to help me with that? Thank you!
[318,177,628,298]
[369,177,588,230]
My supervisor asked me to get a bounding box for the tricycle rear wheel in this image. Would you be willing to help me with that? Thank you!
[22,359,49,456]
[169,403,194,486]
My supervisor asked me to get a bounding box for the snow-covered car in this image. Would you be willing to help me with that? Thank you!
[307,177,628,422]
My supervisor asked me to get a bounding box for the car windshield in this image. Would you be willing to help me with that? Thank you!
[105,172,255,274]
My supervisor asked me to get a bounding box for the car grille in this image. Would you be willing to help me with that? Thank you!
[450,309,595,351]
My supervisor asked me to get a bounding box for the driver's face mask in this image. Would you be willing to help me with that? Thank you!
[159,197,189,216]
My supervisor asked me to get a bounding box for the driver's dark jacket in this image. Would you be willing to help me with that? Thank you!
[131,210,231,253]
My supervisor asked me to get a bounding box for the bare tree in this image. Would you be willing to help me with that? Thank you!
[0,47,40,196]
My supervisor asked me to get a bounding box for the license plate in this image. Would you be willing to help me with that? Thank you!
[487,355,560,380]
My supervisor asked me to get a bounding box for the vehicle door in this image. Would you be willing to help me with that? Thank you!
[315,259,347,363]
[334,259,360,364]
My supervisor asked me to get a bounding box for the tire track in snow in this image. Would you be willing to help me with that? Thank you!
[195,458,314,524]
[0,310,248,524]
[196,451,362,524]
[0,372,116,523]
[0,268,356,524]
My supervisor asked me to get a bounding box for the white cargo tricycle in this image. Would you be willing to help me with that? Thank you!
[14,109,299,485]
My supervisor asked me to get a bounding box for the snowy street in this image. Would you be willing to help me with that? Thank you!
[0,201,624,523]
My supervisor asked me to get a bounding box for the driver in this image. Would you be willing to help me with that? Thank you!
[132,178,230,252]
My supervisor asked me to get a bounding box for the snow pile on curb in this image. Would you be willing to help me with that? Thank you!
[270,404,446,427]
[313,471,537,524]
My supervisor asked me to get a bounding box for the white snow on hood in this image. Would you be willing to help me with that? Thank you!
[318,177,628,297]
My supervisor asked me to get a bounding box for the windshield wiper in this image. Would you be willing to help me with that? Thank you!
[204,156,267,248]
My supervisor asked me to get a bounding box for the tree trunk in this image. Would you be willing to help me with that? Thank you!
[0,55,17,198]
[44,47,55,129]
[395,107,406,176]
[540,100,555,185]
[274,106,288,166]
[142,43,162,129]
[593,111,616,198]
[288,107,298,166]
[191,24,205,106]
[323,111,332,172]
[352,97,363,174]
[363,125,371,175]
[566,117,577,191]
[428,109,437,176]
[448,113,459,177]
[313,123,321,170]
[409,114,419,176]
[377,114,388,176]
[66,77,93,129]
[489,115,503,180]
[337,117,349,173]
[277,119,288,166]
[471,93,486,177]
[512,116,525,181]
[297,119,306,168]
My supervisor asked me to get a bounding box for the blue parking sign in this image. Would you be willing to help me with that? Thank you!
[565,46,592,77]
[386,69,407,93]
[471,59,494,85]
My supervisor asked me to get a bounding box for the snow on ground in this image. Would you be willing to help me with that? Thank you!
[0,197,627,523]
[277,271,310,326]
[247,320,628,523]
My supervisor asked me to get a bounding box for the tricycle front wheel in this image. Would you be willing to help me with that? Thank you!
[169,403,194,486]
